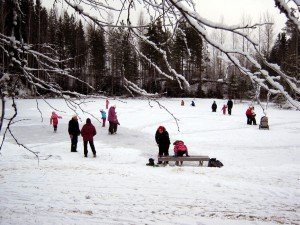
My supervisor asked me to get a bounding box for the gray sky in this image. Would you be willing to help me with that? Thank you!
[195,0,286,34]
[43,0,287,34]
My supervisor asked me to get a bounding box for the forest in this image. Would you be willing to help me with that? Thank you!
[0,0,298,100]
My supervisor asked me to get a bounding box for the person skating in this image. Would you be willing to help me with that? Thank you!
[68,115,81,152]
[155,126,170,165]
[211,101,217,112]
[50,111,62,132]
[81,118,97,158]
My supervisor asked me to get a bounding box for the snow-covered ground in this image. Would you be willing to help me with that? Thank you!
[0,98,299,225]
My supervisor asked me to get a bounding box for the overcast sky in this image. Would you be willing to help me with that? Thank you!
[195,0,287,33]
[44,0,288,34]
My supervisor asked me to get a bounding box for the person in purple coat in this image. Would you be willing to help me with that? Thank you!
[108,105,119,134]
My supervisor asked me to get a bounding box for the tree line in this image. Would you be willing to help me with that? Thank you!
[0,0,298,100]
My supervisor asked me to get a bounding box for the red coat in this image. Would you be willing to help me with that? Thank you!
[81,123,96,141]
[246,108,252,116]
[50,112,62,126]
[173,140,188,154]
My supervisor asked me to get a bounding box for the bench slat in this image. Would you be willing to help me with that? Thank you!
[158,156,210,161]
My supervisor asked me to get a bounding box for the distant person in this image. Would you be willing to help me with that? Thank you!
[68,115,81,152]
[246,106,252,125]
[191,100,195,107]
[100,109,107,127]
[81,118,97,158]
[246,106,257,125]
[50,111,62,132]
[108,105,118,134]
[227,99,233,115]
[211,101,217,112]
[250,106,257,125]
[106,98,110,109]
[173,140,189,166]
[155,126,170,165]
[181,100,184,106]
[221,104,227,115]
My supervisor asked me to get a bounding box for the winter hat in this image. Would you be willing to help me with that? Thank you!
[158,126,165,131]
[86,118,91,124]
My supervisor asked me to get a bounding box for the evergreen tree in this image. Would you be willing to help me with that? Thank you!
[87,25,106,93]
[140,19,170,93]
[74,20,87,92]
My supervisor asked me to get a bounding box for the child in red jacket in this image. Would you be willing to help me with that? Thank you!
[173,140,189,166]
[50,111,62,132]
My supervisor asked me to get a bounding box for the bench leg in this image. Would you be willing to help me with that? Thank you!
[199,161,203,166]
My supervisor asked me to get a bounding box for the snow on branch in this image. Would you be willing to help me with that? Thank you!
[275,0,300,31]
[167,0,300,109]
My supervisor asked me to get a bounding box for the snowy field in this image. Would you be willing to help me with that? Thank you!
[0,98,299,225]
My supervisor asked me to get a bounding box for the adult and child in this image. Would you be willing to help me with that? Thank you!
[211,99,233,115]
[246,106,257,125]
[155,125,189,166]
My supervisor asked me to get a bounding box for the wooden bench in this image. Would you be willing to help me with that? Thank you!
[158,155,210,166]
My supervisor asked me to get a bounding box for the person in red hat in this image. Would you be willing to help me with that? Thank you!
[155,126,170,164]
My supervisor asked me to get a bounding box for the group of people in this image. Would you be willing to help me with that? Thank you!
[211,99,233,115]
[49,99,120,158]
[50,98,261,161]
[155,125,189,166]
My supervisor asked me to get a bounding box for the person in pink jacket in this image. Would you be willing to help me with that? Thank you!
[108,105,119,134]
[221,104,227,115]
[50,111,62,132]
[173,140,189,166]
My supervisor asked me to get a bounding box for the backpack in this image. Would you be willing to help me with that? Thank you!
[146,158,155,166]
[259,116,269,129]
[208,158,223,167]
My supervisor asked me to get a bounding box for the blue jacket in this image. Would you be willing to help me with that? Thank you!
[100,111,107,119]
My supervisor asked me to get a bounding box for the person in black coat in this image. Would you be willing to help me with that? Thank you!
[68,115,81,152]
[212,101,217,112]
[155,126,170,164]
[227,99,233,115]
